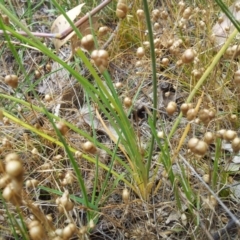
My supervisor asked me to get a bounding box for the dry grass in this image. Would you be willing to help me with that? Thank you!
[1,0,240,239]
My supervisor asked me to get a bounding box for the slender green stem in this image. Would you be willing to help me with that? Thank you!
[142,0,158,180]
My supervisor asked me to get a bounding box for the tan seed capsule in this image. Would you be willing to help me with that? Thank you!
[136,47,145,58]
[136,9,144,19]
[204,132,214,144]
[123,97,132,108]
[29,224,44,240]
[194,140,208,155]
[4,75,18,88]
[34,70,41,79]
[181,48,196,64]
[5,160,23,178]
[81,34,94,51]
[216,129,226,139]
[188,138,199,150]
[116,2,128,19]
[56,121,68,135]
[122,188,130,203]
[232,137,240,152]
[223,130,237,141]
[82,141,97,154]
[98,26,109,36]
[186,108,196,121]
[203,174,210,183]
[166,101,177,115]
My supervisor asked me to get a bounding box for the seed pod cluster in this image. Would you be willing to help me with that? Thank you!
[180,103,193,116]
[116,0,128,19]
[0,153,24,205]
[56,190,74,212]
[198,108,216,124]
[188,138,208,155]
[54,223,76,240]
[61,171,74,186]
[91,49,109,73]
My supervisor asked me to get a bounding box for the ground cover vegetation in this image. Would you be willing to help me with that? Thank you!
[1,0,240,239]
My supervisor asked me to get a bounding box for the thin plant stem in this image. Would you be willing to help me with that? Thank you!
[142,0,158,180]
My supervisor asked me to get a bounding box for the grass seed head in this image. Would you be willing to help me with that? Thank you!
[63,223,76,239]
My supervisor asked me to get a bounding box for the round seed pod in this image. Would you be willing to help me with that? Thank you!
[203,174,210,183]
[194,140,208,155]
[2,185,14,201]
[82,141,97,154]
[5,160,23,178]
[116,2,128,19]
[5,153,20,163]
[198,109,210,123]
[98,26,109,36]
[136,47,145,58]
[122,188,130,203]
[81,34,94,51]
[166,101,177,115]
[181,48,196,63]
[232,137,240,152]
[34,70,41,79]
[234,70,240,84]
[161,58,169,66]
[186,108,196,121]
[63,223,76,239]
[4,75,18,88]
[188,137,199,150]
[223,130,237,141]
[29,224,44,240]
[56,121,68,135]
[204,132,215,144]
[45,94,52,102]
[182,7,192,19]
[136,9,144,19]
[180,103,192,115]
[123,97,132,108]
[216,129,226,139]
